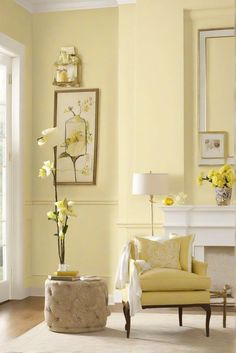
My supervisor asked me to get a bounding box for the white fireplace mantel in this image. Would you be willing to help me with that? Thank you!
[161,205,236,261]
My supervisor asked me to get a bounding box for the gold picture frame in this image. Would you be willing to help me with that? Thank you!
[54,89,99,185]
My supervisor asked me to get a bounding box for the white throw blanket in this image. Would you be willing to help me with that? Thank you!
[115,241,151,316]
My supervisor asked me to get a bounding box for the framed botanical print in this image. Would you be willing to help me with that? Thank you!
[199,131,226,166]
[54,89,99,184]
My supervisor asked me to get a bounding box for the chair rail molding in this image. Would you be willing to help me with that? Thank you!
[161,205,236,261]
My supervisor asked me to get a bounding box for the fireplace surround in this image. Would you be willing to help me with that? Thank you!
[161,205,236,293]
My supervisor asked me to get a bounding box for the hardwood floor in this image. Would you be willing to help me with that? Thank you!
[0,297,44,344]
[0,297,234,345]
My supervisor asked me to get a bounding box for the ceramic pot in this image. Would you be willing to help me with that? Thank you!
[215,187,232,206]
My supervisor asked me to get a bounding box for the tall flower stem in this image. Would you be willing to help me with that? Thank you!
[53,147,64,264]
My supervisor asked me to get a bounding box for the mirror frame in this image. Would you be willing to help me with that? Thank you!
[198,28,234,165]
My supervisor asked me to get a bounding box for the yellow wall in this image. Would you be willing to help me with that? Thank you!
[1,0,234,296]
[31,8,118,291]
[0,0,32,287]
[184,8,234,205]
[118,0,234,254]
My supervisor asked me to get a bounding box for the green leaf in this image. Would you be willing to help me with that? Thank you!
[54,233,59,237]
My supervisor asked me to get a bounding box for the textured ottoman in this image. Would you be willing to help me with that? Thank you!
[44,279,110,333]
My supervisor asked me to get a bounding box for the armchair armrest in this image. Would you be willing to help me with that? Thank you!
[192,258,208,276]
[129,259,142,276]
[129,259,151,276]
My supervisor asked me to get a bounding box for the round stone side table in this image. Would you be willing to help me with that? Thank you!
[44,279,110,333]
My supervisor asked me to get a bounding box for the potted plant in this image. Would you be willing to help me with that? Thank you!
[197,165,235,206]
[37,127,76,270]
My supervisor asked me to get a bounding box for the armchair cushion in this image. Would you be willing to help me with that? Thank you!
[169,234,195,272]
[135,237,181,269]
[139,267,211,292]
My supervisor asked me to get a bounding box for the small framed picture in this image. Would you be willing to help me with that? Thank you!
[199,131,227,166]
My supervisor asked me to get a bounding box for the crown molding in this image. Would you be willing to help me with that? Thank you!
[116,0,135,4]
[15,0,136,13]
[15,0,34,13]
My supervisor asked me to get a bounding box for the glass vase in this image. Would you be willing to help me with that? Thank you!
[57,263,69,272]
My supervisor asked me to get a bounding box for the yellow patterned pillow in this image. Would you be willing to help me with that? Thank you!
[169,234,195,272]
[135,237,181,269]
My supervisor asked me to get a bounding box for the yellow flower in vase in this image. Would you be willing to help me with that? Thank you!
[197,164,235,206]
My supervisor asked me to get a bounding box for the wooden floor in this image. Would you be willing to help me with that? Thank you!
[0,297,44,344]
[0,297,234,345]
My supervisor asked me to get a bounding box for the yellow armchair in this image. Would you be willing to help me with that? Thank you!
[121,238,211,338]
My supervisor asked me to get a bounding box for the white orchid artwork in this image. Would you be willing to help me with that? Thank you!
[55,89,98,185]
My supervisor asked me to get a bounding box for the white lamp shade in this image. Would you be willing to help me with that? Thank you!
[132,173,168,195]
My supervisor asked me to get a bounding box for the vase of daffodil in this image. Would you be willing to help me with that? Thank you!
[197,165,235,206]
[37,127,76,267]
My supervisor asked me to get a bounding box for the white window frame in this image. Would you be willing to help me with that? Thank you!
[0,32,26,299]
[0,54,12,302]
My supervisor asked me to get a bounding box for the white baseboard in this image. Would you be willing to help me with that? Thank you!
[10,287,30,300]
[29,287,45,297]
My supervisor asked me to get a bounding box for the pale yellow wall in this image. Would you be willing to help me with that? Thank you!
[1,0,234,296]
[0,0,32,286]
[31,8,118,291]
[184,8,234,205]
[118,0,234,251]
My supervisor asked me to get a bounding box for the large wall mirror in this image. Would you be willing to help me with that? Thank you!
[198,28,234,165]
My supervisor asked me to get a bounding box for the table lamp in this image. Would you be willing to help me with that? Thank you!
[132,171,168,236]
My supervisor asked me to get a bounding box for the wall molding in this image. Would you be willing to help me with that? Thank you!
[15,0,136,13]
[30,199,118,206]
[118,222,163,229]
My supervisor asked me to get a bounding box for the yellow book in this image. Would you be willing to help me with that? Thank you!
[54,270,79,277]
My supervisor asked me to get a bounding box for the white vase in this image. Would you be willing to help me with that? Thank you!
[57,263,69,272]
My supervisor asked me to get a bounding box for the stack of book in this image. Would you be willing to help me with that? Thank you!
[48,270,80,281]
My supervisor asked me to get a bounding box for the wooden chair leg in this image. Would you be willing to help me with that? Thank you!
[178,306,183,326]
[122,301,131,338]
[223,288,227,328]
[201,304,211,337]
